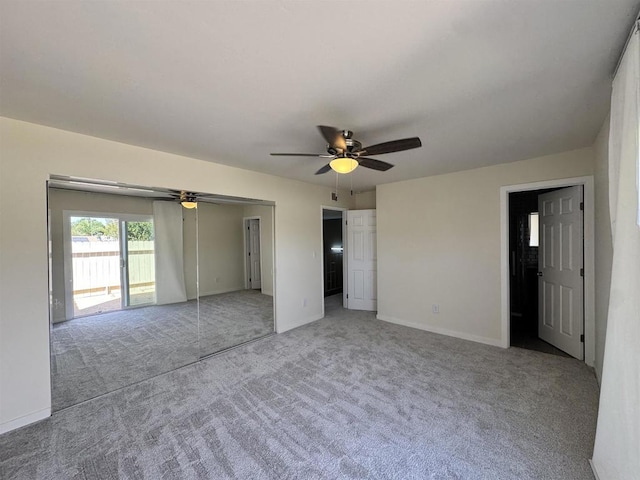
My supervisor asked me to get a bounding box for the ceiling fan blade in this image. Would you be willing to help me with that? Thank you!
[358,157,395,171]
[360,137,422,156]
[317,125,347,151]
[315,164,332,175]
[270,153,331,157]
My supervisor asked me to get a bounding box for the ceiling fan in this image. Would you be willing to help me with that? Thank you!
[270,125,422,174]
[157,189,200,209]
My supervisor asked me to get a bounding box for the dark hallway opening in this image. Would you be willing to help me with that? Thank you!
[322,210,343,298]
[509,190,569,358]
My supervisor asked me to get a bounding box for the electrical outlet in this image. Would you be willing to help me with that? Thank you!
[432,304,439,314]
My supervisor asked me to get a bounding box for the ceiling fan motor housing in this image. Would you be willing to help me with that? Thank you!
[327,130,361,157]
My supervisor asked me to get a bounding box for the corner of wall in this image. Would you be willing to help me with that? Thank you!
[354,190,376,210]
[593,113,612,384]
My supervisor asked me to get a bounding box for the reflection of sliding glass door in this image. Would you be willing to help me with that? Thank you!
[65,213,155,318]
[123,220,156,307]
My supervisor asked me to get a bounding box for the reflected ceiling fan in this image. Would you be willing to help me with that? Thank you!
[162,189,267,209]
[163,189,199,209]
[270,125,422,174]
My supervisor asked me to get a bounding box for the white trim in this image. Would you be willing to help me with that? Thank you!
[589,459,602,480]
[499,176,596,366]
[377,314,503,348]
[271,206,278,333]
[320,206,348,317]
[0,408,50,434]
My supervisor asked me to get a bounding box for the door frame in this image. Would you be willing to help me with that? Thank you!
[320,206,348,317]
[500,176,595,366]
[243,216,262,291]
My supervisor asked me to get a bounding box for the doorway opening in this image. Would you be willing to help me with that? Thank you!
[321,207,346,313]
[500,176,595,366]
[508,189,570,357]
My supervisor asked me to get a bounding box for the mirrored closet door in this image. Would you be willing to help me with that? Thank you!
[47,177,275,411]
[197,202,275,357]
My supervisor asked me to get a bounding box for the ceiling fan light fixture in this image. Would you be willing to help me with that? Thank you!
[329,157,358,174]
[181,200,198,209]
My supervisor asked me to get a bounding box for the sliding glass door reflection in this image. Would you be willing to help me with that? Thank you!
[67,215,156,317]
[49,187,198,411]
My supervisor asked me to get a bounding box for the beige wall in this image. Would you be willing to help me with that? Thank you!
[197,203,245,297]
[592,115,613,383]
[0,117,353,432]
[355,190,376,209]
[377,147,595,346]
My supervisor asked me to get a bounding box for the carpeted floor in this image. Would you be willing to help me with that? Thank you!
[199,290,274,357]
[3,298,598,479]
[51,290,274,411]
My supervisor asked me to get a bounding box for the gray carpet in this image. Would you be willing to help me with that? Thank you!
[52,290,274,411]
[3,299,598,479]
[199,290,274,357]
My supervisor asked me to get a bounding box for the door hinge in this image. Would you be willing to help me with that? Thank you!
[580,268,584,277]
[248,252,251,256]
[580,334,584,343]
[580,202,584,211]
[346,294,349,299]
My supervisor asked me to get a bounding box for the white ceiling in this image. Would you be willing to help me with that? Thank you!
[1,1,638,191]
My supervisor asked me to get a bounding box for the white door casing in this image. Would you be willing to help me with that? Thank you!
[347,209,377,311]
[538,186,584,359]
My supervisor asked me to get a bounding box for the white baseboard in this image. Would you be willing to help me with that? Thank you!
[377,314,503,348]
[589,459,601,480]
[0,408,50,435]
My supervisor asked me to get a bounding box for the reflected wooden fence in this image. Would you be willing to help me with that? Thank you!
[71,240,155,295]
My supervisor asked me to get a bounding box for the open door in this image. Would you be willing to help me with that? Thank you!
[538,186,584,359]
[346,209,377,311]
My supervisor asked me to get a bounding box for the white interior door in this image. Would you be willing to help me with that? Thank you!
[248,219,261,290]
[347,209,377,311]
[538,186,584,359]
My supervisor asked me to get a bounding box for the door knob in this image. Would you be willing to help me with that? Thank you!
[537,271,543,276]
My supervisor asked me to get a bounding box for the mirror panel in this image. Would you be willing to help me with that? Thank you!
[197,202,275,357]
[47,178,276,411]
